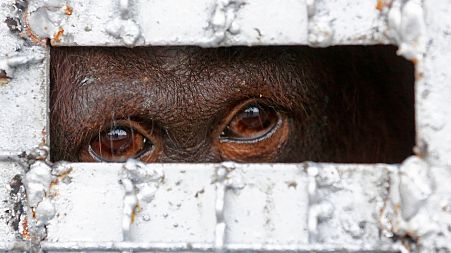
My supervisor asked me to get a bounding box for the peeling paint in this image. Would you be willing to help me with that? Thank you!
[63,5,72,16]
[213,164,228,253]
[387,0,426,62]
[307,166,335,242]
[399,157,432,220]
[307,0,334,47]
[1,0,451,252]
[105,0,142,46]
[105,19,141,46]
[0,52,45,81]
[6,174,27,240]
[206,0,244,46]
[21,146,58,245]
[24,0,72,45]
[52,27,64,42]
[24,161,52,208]
[119,159,164,241]
[19,216,30,240]
[308,20,334,47]
[34,198,55,226]
[0,70,9,85]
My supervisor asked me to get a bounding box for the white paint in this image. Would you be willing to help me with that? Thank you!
[41,0,391,47]
[306,0,315,17]
[0,52,45,79]
[119,177,138,241]
[119,159,164,241]
[306,0,389,46]
[45,0,311,46]
[399,156,432,220]
[207,0,244,45]
[26,0,70,43]
[308,201,334,240]
[387,0,426,61]
[42,163,394,250]
[0,162,25,243]
[24,161,52,208]
[1,0,451,252]
[23,160,57,241]
[214,165,227,252]
[0,0,49,154]
[35,198,56,226]
[417,0,451,168]
[105,0,142,46]
[313,164,392,245]
[308,22,333,47]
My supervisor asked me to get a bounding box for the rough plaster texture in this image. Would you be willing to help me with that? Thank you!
[37,0,389,47]
[417,0,451,168]
[44,163,391,249]
[0,161,24,243]
[0,0,48,154]
[0,0,450,252]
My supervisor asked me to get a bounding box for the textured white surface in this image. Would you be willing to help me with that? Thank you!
[0,50,48,153]
[0,0,49,153]
[45,0,390,47]
[307,0,388,46]
[313,164,391,245]
[0,0,451,252]
[46,164,124,242]
[45,163,393,248]
[416,0,451,167]
[0,161,25,243]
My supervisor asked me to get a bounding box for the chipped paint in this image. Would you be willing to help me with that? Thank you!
[307,166,334,242]
[387,0,426,62]
[105,0,142,46]
[308,21,334,46]
[21,148,58,245]
[0,71,9,85]
[206,0,244,45]
[64,5,73,16]
[0,52,45,81]
[24,161,52,208]
[399,157,432,220]
[119,159,164,241]
[1,0,451,252]
[19,217,30,240]
[52,27,64,42]
[24,0,72,45]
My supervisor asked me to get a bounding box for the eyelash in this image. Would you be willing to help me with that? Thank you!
[77,99,289,162]
[79,119,154,162]
[219,102,283,143]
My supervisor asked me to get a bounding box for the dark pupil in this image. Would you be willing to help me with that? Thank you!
[100,127,132,155]
[239,106,270,130]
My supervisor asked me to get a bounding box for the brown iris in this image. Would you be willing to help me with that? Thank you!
[220,104,280,142]
[88,125,151,162]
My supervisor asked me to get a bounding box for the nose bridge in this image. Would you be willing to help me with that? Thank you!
[157,141,220,163]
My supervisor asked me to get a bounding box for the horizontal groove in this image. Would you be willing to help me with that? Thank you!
[0,242,402,253]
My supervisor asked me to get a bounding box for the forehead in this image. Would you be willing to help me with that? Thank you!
[51,47,317,104]
[50,47,318,130]
[53,46,303,70]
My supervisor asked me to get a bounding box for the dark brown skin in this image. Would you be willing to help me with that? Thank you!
[50,46,414,163]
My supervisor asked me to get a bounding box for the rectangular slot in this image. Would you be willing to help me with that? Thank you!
[50,46,415,164]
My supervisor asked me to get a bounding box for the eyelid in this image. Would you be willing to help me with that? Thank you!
[217,99,283,144]
[87,135,152,162]
[220,113,282,144]
[78,118,158,162]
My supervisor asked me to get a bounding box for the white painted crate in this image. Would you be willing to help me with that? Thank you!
[0,0,450,252]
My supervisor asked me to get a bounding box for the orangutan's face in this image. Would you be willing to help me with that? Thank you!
[50,46,414,163]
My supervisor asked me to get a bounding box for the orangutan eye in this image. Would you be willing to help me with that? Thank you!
[88,125,152,162]
[220,104,281,143]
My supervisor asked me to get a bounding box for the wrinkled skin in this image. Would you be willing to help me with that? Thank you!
[50,46,414,163]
